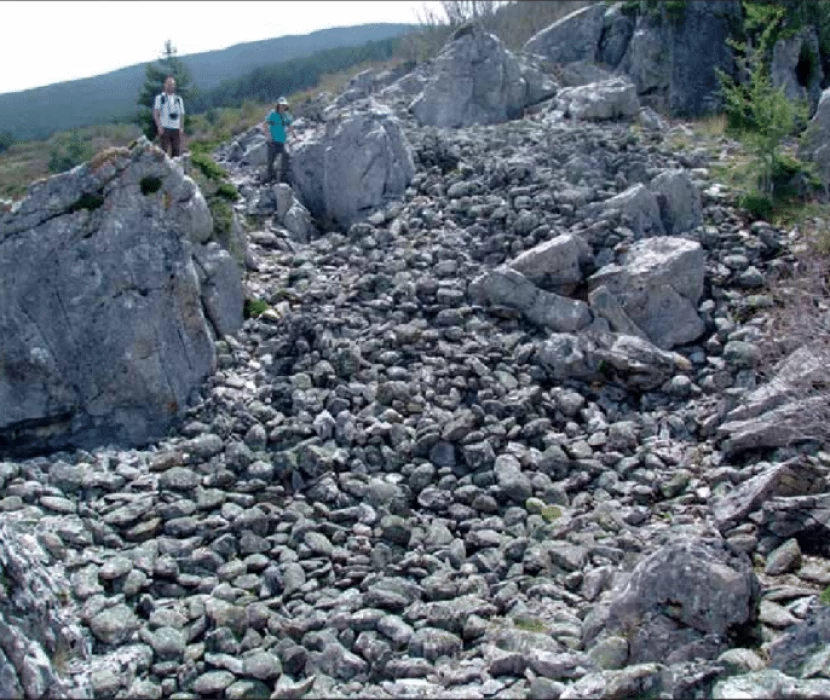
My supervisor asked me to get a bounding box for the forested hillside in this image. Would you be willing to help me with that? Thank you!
[0,23,413,141]
[192,37,404,110]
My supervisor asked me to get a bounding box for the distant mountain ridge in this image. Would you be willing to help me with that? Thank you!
[0,23,414,142]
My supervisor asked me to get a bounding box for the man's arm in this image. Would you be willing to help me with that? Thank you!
[261,113,272,136]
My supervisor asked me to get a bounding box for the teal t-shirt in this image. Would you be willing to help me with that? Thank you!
[266,110,292,143]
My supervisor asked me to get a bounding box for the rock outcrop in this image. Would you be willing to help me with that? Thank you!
[0,140,243,455]
[525,1,742,117]
[771,27,825,116]
[411,23,558,128]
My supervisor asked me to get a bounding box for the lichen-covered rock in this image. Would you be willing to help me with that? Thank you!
[0,524,91,698]
[589,538,760,665]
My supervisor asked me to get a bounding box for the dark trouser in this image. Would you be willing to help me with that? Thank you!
[267,140,290,183]
[161,128,182,157]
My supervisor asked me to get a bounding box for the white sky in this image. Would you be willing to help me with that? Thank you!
[1,1,437,95]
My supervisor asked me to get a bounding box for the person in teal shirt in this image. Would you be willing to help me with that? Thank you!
[261,96,297,183]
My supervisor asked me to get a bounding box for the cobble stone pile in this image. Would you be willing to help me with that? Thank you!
[3,58,830,700]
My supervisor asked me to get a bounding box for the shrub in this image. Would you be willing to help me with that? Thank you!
[208,198,233,237]
[216,182,239,201]
[243,298,269,318]
[738,191,774,220]
[191,151,227,181]
[0,131,13,154]
[718,31,810,212]
[48,131,93,174]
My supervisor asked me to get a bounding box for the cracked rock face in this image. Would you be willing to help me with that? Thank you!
[0,139,243,455]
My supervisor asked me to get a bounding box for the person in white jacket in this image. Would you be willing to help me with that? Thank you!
[153,76,186,157]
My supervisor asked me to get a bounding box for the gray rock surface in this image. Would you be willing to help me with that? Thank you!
[0,139,242,455]
[523,3,608,65]
[589,237,706,349]
[554,78,640,121]
[771,27,824,116]
[411,24,556,128]
[621,0,742,116]
[800,88,830,187]
[594,538,760,664]
[292,101,415,229]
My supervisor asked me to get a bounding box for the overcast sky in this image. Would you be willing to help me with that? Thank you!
[1,1,436,95]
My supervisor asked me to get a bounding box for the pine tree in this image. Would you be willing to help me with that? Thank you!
[136,40,194,140]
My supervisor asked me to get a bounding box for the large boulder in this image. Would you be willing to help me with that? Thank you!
[585,538,760,665]
[291,101,415,230]
[469,267,592,333]
[650,169,703,234]
[507,233,593,293]
[523,3,608,64]
[718,346,830,455]
[535,330,689,392]
[554,77,640,121]
[620,0,742,116]
[0,140,243,455]
[594,183,665,238]
[589,237,706,349]
[411,24,556,128]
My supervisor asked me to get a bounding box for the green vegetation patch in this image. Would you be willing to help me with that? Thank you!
[243,298,270,319]
[191,151,227,182]
[140,176,163,196]
[216,181,240,202]
[820,586,830,606]
[66,191,105,214]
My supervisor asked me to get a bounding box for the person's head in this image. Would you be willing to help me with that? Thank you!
[164,76,176,94]
[276,96,289,112]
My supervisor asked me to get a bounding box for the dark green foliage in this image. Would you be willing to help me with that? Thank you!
[48,131,93,174]
[718,35,809,197]
[0,131,13,154]
[821,586,830,605]
[216,182,240,201]
[136,40,194,140]
[243,298,269,318]
[140,176,163,196]
[737,191,774,220]
[771,153,823,198]
[192,37,402,111]
[66,191,104,214]
[191,152,227,182]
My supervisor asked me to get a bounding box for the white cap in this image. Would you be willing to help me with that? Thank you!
[277,96,289,106]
